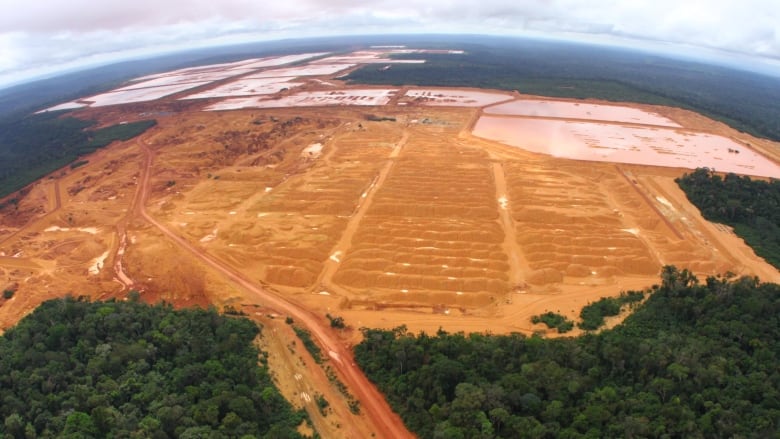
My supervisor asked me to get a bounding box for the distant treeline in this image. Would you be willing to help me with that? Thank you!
[677,168,780,268]
[356,266,780,438]
[87,120,157,148]
[0,113,155,199]
[0,296,306,438]
[346,39,780,141]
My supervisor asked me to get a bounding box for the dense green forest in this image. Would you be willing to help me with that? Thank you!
[577,290,645,331]
[0,113,155,198]
[346,39,780,141]
[677,168,780,269]
[356,266,780,438]
[86,120,157,149]
[0,297,306,438]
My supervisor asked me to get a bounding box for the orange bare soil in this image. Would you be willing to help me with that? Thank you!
[2,90,780,337]
[2,77,780,437]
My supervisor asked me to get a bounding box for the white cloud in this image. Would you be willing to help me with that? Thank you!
[0,34,23,72]
[0,0,779,88]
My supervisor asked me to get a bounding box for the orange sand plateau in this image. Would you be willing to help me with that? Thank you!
[5,58,780,341]
[3,53,780,437]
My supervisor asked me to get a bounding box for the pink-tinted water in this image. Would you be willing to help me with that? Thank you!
[485,99,681,127]
[183,78,300,100]
[115,69,254,91]
[248,64,355,78]
[85,82,211,107]
[206,89,398,110]
[473,116,780,178]
[403,89,513,107]
[237,53,330,70]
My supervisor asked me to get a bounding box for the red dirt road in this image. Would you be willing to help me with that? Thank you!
[134,139,413,438]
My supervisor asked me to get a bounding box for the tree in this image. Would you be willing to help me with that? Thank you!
[63,412,98,437]
[677,169,780,268]
[0,298,305,438]
[4,414,24,438]
[355,268,780,438]
[660,265,698,294]
[326,313,345,329]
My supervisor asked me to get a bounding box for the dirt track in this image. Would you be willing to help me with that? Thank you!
[1,99,778,335]
[1,81,780,437]
[135,135,413,438]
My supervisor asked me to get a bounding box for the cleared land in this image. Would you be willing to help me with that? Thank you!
[6,55,780,336]
[4,92,778,338]
[3,49,780,437]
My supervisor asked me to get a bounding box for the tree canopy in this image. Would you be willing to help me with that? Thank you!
[0,113,155,198]
[0,297,305,438]
[677,168,780,268]
[356,267,780,438]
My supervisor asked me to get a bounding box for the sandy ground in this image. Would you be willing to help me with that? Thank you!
[0,98,779,333]
[254,315,377,438]
[3,66,780,437]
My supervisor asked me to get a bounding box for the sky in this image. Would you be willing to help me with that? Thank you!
[1,0,779,88]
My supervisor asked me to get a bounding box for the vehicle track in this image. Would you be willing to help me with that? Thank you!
[134,138,414,438]
[315,130,410,289]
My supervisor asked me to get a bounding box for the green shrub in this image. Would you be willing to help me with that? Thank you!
[531,311,574,333]
[293,326,322,363]
[326,313,345,328]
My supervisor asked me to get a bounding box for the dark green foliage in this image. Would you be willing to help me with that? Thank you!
[0,112,92,197]
[677,168,780,268]
[326,313,345,329]
[579,290,646,331]
[578,298,621,330]
[293,326,322,363]
[69,160,89,169]
[315,394,329,416]
[325,365,360,414]
[355,267,780,438]
[0,297,305,438]
[347,40,780,141]
[365,114,396,122]
[0,113,155,198]
[222,305,244,316]
[530,312,574,333]
[2,289,13,299]
[86,120,157,149]
[348,400,361,415]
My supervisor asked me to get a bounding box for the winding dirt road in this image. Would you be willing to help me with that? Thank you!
[134,138,413,438]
